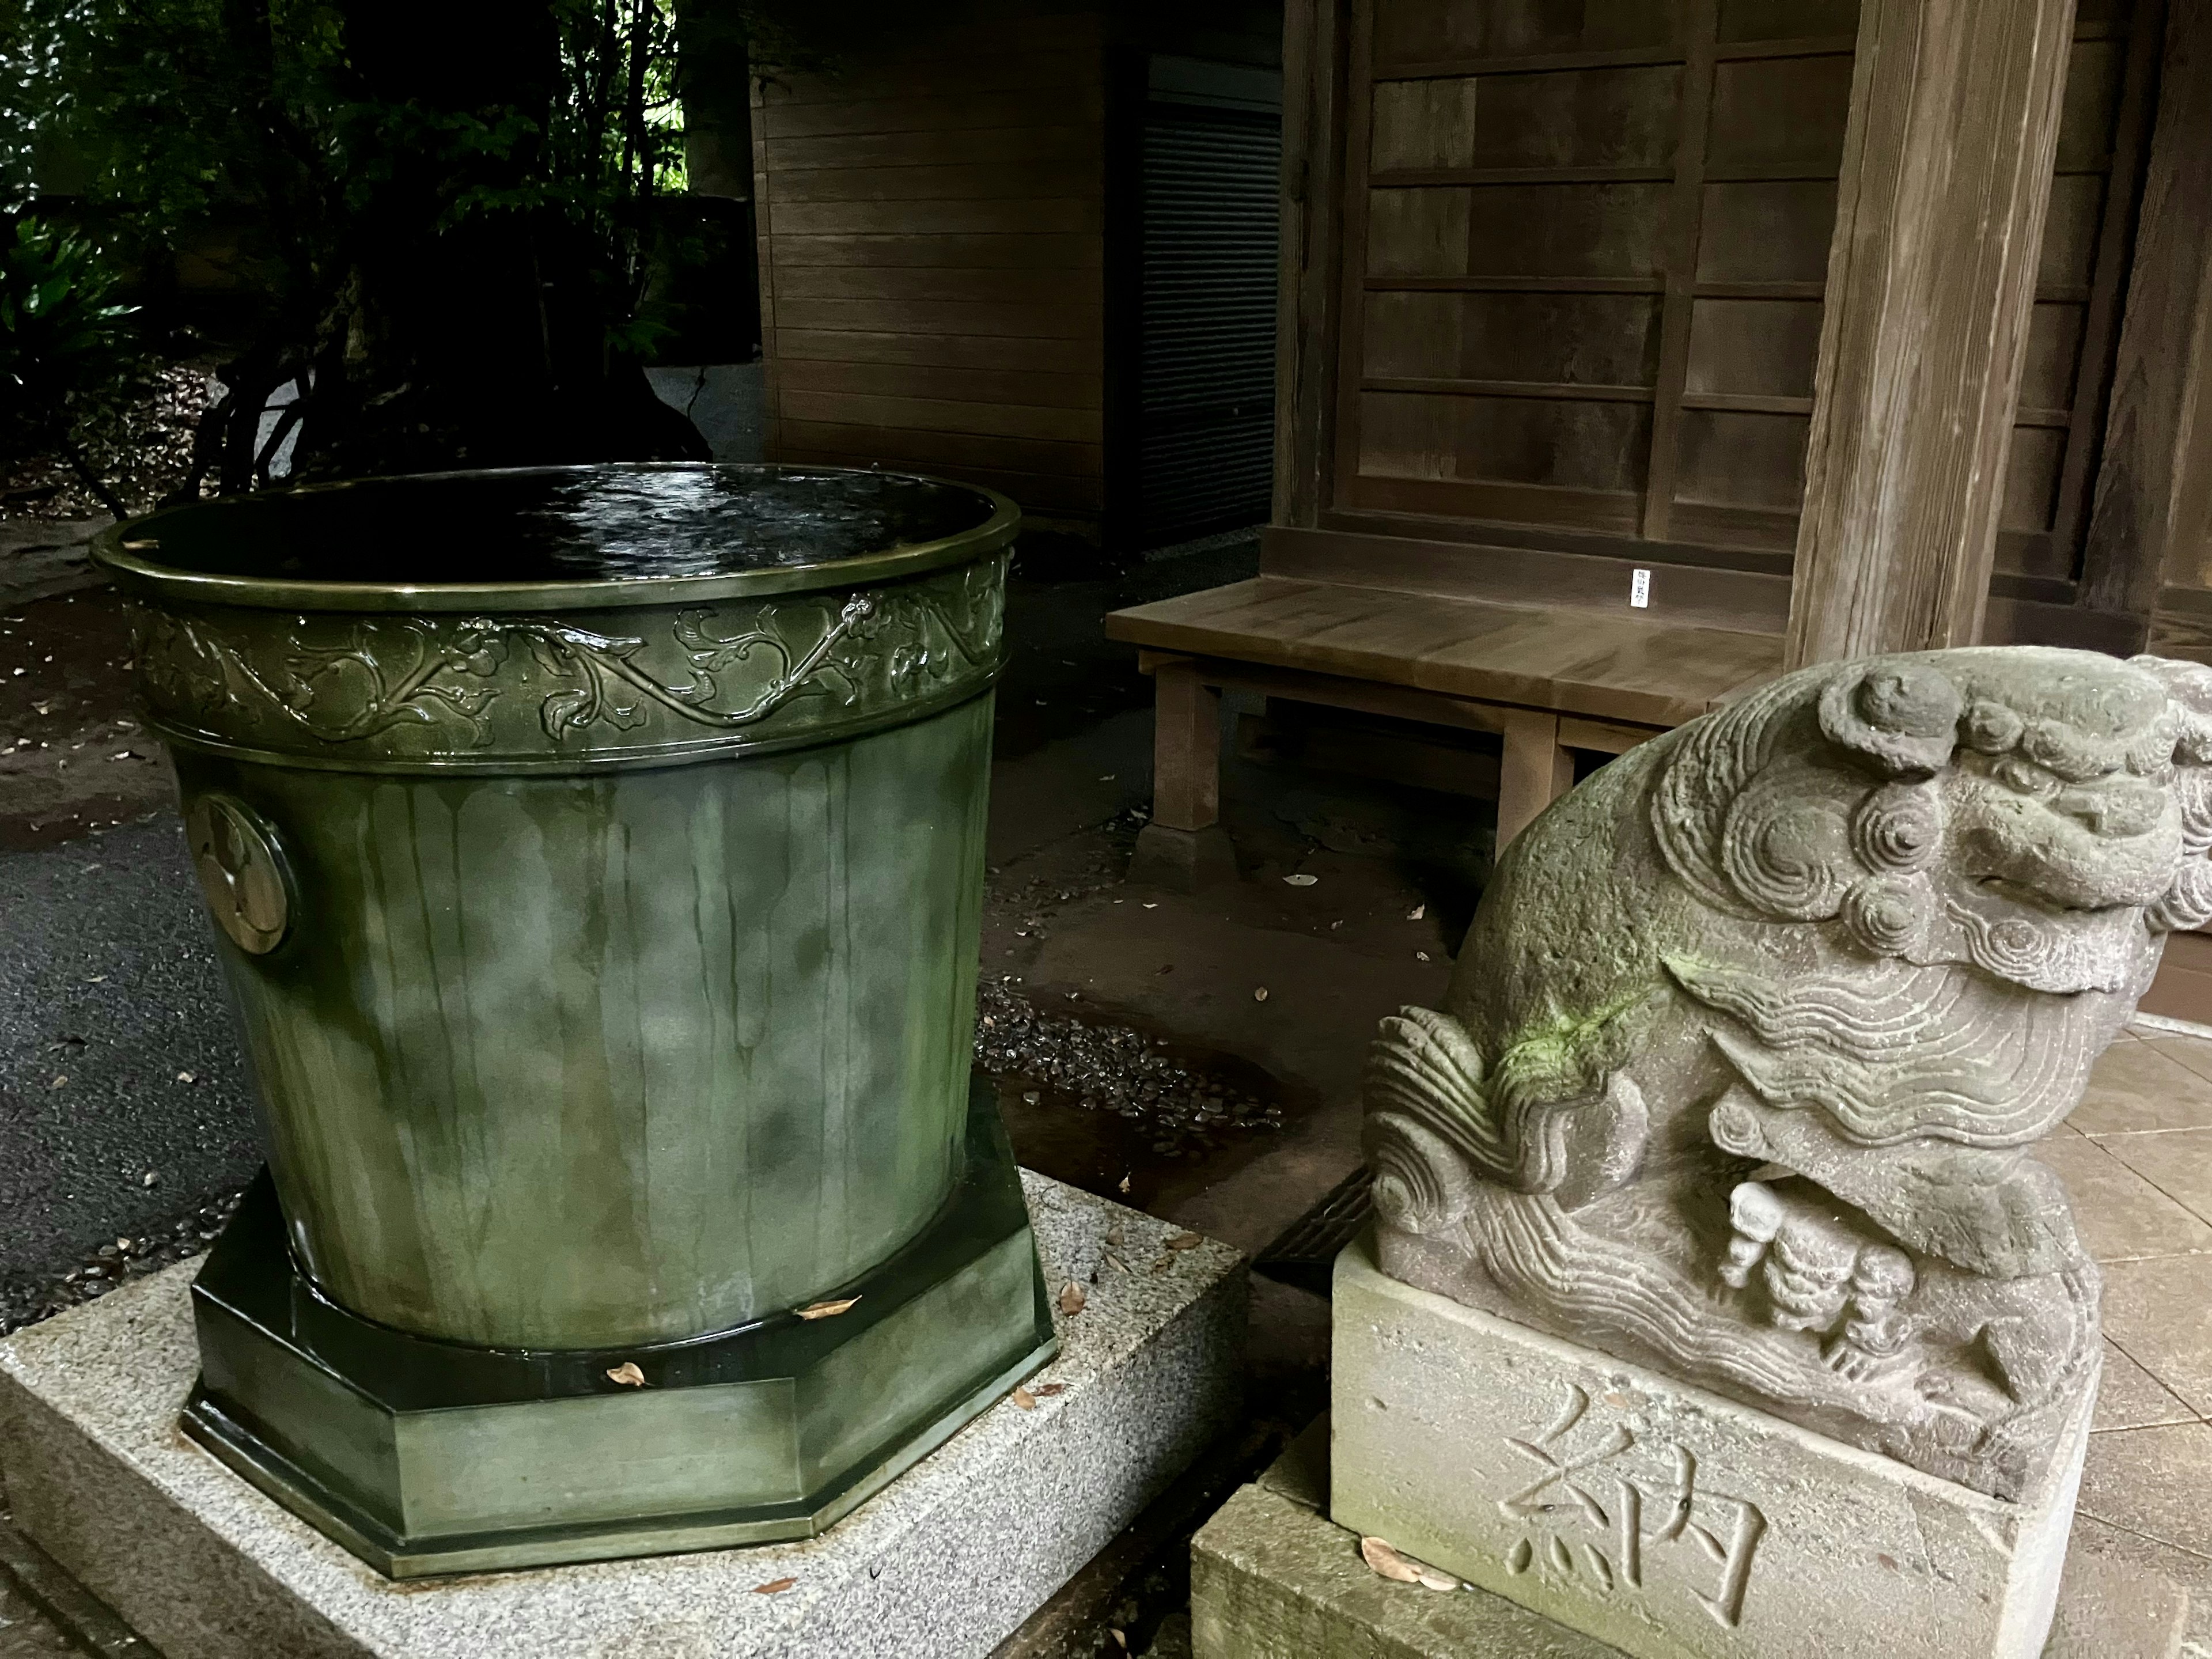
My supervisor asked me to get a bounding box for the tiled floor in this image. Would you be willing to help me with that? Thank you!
[2059,1022,2212,1639]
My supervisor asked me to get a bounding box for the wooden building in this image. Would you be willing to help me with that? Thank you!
[1104,0,2212,1006]
[747,2,1288,549]
[1253,0,2198,650]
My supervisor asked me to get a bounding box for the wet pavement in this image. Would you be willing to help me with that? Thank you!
[0,819,261,1328]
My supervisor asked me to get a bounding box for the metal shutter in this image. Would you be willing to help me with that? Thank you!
[1137,110,1280,548]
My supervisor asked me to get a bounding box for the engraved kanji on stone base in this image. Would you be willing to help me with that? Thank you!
[1332,1231,2088,1659]
[1498,1384,1768,1631]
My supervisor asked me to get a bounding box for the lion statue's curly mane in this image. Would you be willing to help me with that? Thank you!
[1364,647,2212,1498]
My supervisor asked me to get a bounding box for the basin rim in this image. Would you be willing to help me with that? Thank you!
[90,461,1020,614]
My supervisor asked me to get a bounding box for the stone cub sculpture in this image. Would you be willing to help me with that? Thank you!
[1365,647,2212,1498]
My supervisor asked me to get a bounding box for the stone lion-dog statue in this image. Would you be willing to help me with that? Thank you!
[1365,647,2212,1498]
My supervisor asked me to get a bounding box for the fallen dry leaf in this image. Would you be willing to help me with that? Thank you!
[1035,1382,1066,1397]
[1166,1231,1204,1251]
[1252,986,1270,1002]
[1359,1536,1457,1591]
[796,1296,861,1321]
[1012,1386,1039,1410]
[1058,1281,1087,1315]
[1118,1173,1131,1194]
[1282,873,1318,887]
[1105,1222,1125,1247]
[605,1362,646,1388]
[1406,904,1426,921]
[752,1577,796,1595]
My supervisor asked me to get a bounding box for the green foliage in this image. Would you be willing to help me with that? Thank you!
[0,213,144,510]
[0,0,756,488]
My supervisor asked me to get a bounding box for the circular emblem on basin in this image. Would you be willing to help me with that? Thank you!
[186,794,293,955]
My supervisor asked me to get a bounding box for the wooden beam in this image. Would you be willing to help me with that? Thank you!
[1785,0,2078,667]
[2085,0,2212,607]
[1274,0,1346,529]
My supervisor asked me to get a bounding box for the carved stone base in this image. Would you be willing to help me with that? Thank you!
[1331,1232,2092,1659]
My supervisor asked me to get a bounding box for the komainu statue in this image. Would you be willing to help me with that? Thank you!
[1365,647,2212,1499]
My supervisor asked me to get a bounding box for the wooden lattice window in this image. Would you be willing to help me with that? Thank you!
[1331,0,2156,574]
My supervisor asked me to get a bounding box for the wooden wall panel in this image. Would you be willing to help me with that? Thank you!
[2104,0,2212,649]
[1695,182,1839,282]
[1674,410,1811,514]
[770,328,1097,375]
[1332,0,1859,558]
[753,8,1108,527]
[767,196,1103,237]
[1275,0,2175,656]
[1683,298,1821,397]
[1358,391,1652,493]
[1363,290,1661,384]
[1719,0,1858,41]
[1372,0,1678,62]
[1986,13,2161,587]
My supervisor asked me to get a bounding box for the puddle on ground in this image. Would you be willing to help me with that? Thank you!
[975,983,1308,1213]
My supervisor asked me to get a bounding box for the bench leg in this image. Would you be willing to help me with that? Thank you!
[1496,710,1574,854]
[1152,660,1221,831]
[1131,658,1237,889]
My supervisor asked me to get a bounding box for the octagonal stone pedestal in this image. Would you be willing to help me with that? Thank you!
[0,1175,1245,1659]
[182,1081,1052,1578]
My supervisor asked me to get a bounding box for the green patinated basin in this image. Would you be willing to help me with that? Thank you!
[93,463,1055,1575]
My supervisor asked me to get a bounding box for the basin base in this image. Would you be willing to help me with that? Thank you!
[0,1171,1247,1658]
[179,1078,1056,1577]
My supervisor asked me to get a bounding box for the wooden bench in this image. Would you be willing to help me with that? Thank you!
[1104,575,1784,883]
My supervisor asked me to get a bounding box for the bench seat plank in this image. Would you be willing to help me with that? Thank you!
[1104,578,1782,728]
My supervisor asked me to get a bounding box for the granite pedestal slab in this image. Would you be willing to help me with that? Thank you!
[1192,1419,2186,1659]
[1330,1233,2090,1659]
[0,1175,1245,1659]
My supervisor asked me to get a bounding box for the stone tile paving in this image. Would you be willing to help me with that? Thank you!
[2063,1024,2212,1646]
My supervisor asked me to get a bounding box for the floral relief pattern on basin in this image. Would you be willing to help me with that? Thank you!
[124,554,1006,770]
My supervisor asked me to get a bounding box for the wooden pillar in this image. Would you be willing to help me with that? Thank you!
[1785,0,2078,669]
[1274,0,1346,529]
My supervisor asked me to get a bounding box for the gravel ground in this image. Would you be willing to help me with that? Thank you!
[975,980,1282,1158]
[0,365,211,524]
